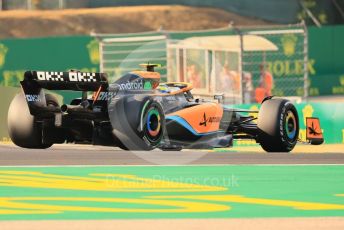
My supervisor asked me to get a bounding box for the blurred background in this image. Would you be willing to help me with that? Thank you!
[1,0,344,25]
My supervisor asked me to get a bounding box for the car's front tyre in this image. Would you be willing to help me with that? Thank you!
[257,98,299,152]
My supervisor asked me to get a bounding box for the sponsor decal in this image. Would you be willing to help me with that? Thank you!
[279,104,287,142]
[144,81,152,90]
[69,72,96,82]
[266,59,316,78]
[2,70,25,87]
[340,75,344,86]
[164,96,177,101]
[36,71,97,82]
[0,43,8,68]
[97,92,117,101]
[37,71,64,81]
[87,39,100,64]
[306,117,323,139]
[332,86,344,94]
[281,34,298,57]
[302,104,314,126]
[199,112,221,127]
[25,94,42,102]
[200,113,207,126]
[118,80,144,91]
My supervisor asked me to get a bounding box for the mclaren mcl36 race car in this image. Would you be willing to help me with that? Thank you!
[8,64,323,152]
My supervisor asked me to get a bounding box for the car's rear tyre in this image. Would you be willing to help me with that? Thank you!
[110,96,165,150]
[257,98,299,152]
[7,93,59,149]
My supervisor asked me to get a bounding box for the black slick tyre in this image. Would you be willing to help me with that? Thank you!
[257,98,299,152]
[7,93,59,149]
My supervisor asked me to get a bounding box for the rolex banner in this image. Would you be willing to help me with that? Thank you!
[239,25,344,98]
[308,25,344,96]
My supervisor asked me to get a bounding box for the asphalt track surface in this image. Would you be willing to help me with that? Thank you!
[0,144,344,165]
[1,144,344,230]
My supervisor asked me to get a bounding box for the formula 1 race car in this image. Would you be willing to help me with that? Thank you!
[7,64,323,152]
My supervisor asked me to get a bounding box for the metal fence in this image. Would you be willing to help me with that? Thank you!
[95,32,167,83]
[240,24,308,100]
[94,24,308,104]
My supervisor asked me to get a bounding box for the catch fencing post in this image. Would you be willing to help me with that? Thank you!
[302,21,309,100]
[27,0,32,10]
[233,25,244,104]
[59,0,64,9]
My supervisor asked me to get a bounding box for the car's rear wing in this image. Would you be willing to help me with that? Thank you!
[20,70,109,116]
[21,70,108,91]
